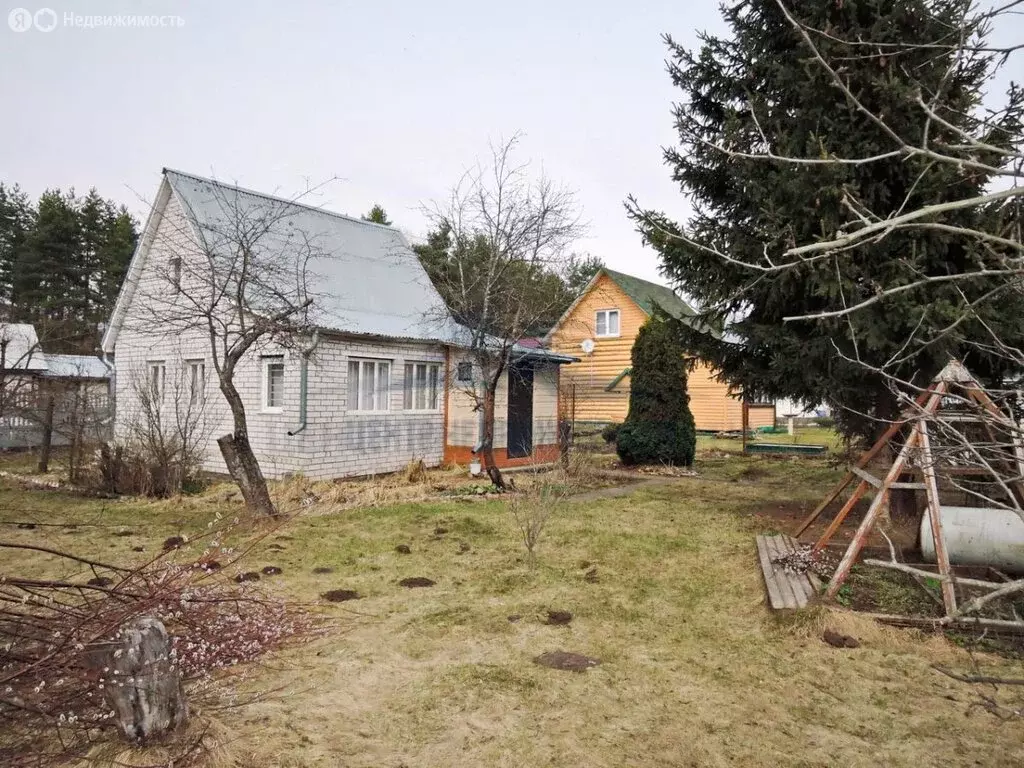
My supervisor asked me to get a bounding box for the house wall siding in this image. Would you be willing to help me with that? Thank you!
[300,337,446,478]
[112,193,450,481]
[549,275,644,423]
[445,355,561,460]
[550,273,768,431]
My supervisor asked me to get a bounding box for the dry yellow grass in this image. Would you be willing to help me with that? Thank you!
[4,455,1024,767]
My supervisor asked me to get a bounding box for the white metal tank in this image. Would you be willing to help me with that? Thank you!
[920,505,1024,573]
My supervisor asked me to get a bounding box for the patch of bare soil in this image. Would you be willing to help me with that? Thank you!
[234,571,261,583]
[262,566,283,576]
[399,577,435,588]
[823,629,860,648]
[533,650,600,672]
[744,498,919,550]
[544,610,573,626]
[321,589,361,602]
[312,566,334,574]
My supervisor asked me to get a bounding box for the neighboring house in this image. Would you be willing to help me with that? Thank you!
[101,169,575,481]
[546,268,775,431]
[0,324,112,449]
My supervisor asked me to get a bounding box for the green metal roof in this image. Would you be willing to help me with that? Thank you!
[601,268,696,320]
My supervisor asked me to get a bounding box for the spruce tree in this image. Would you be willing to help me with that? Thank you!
[362,204,392,225]
[631,0,1024,439]
[0,184,33,309]
[616,316,696,466]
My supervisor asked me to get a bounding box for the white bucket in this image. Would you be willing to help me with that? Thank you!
[469,459,482,477]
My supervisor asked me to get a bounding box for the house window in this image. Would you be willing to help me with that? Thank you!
[456,361,473,382]
[347,358,391,412]
[595,309,620,338]
[186,359,205,407]
[147,361,166,402]
[262,355,285,412]
[404,362,440,410]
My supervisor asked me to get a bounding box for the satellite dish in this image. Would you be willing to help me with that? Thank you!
[581,339,595,355]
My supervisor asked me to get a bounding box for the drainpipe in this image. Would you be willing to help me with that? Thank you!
[100,350,115,404]
[472,378,486,454]
[288,330,320,436]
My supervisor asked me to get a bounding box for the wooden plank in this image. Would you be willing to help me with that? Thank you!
[812,480,869,551]
[764,535,809,609]
[794,387,933,537]
[918,419,958,614]
[851,466,882,488]
[755,535,791,610]
[780,534,820,601]
[826,384,946,599]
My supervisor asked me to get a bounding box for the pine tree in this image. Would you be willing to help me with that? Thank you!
[616,316,696,466]
[362,204,392,225]
[631,0,1024,439]
[7,187,137,351]
[0,184,34,310]
[15,190,82,348]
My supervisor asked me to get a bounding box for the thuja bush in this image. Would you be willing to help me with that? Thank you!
[616,316,696,466]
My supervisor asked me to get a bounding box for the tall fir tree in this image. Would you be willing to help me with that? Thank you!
[0,183,34,310]
[631,0,1024,439]
[4,186,137,351]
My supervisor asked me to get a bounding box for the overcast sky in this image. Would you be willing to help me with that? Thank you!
[3,2,1020,287]
[1,0,727,285]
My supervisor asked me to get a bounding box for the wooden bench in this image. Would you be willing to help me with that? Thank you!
[755,534,820,610]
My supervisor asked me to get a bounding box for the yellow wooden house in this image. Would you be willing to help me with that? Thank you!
[546,268,775,431]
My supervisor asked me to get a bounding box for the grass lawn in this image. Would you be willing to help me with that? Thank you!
[3,452,1024,767]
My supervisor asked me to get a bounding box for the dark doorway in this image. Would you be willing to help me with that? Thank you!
[506,364,534,459]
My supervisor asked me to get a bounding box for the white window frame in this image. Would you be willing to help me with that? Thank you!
[595,308,620,338]
[347,357,392,413]
[261,355,285,413]
[147,360,166,402]
[403,362,440,411]
[186,359,206,408]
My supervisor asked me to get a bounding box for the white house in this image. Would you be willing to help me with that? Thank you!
[101,169,574,480]
[0,324,113,449]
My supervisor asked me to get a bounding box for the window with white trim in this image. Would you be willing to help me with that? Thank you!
[595,309,620,337]
[262,356,285,412]
[347,358,391,412]
[147,361,166,402]
[186,359,206,407]
[403,362,440,410]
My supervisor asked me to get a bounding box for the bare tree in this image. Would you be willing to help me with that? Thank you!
[128,175,332,515]
[421,136,584,488]
[116,358,212,496]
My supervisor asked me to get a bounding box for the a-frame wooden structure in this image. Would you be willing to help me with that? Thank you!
[796,360,1024,617]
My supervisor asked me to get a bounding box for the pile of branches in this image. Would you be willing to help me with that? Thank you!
[0,535,320,766]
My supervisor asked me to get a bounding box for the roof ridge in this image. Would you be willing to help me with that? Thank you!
[602,267,675,294]
[162,168,402,234]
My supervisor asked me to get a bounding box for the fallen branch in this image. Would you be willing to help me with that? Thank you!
[932,664,1024,687]
[862,558,1002,590]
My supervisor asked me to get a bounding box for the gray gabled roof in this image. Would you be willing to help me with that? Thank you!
[162,169,458,344]
[41,354,111,380]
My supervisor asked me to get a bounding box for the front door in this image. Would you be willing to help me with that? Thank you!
[506,364,534,459]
